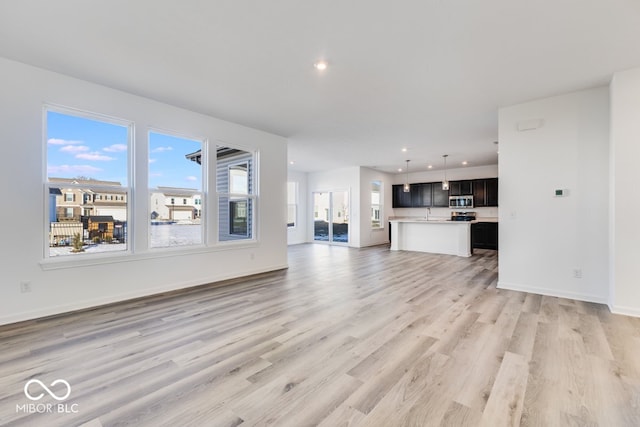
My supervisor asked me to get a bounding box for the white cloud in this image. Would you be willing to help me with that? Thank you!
[152,146,173,153]
[76,152,116,161]
[60,145,90,153]
[48,164,103,175]
[148,158,157,164]
[185,176,198,182]
[103,144,127,153]
[48,138,83,145]
[149,172,163,177]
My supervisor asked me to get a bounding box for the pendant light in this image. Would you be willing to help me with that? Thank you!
[403,160,410,192]
[442,155,449,191]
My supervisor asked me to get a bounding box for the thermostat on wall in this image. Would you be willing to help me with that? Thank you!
[554,189,569,197]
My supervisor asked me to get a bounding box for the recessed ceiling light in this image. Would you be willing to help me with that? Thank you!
[462,161,468,165]
[314,60,328,71]
[401,147,407,152]
[428,165,433,169]
[398,168,403,172]
[289,161,295,165]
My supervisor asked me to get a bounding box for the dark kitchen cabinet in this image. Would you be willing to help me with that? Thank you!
[393,183,434,208]
[413,183,432,207]
[485,178,498,206]
[473,179,487,207]
[471,222,498,250]
[410,184,423,207]
[392,184,412,208]
[393,177,497,208]
[432,182,449,207]
[449,180,473,196]
[472,178,499,207]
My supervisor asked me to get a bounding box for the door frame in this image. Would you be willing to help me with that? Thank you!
[311,189,350,246]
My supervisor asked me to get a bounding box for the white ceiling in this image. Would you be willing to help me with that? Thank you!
[1,1,640,174]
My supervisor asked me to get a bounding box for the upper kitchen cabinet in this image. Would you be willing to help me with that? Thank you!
[473,178,498,207]
[393,183,435,208]
[448,180,473,196]
[432,183,449,207]
[392,184,412,208]
[473,179,486,207]
[392,179,495,208]
[412,183,432,207]
[485,178,498,206]
[410,184,423,207]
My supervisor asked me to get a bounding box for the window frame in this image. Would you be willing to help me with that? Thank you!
[217,151,258,244]
[228,161,249,195]
[147,129,207,250]
[43,104,134,261]
[41,105,263,270]
[287,181,297,229]
[371,180,383,229]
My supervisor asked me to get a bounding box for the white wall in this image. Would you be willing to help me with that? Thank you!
[359,167,393,247]
[0,58,288,325]
[307,167,361,247]
[287,170,308,245]
[392,165,499,220]
[498,87,609,304]
[609,67,640,316]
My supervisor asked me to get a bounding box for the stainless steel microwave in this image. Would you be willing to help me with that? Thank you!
[449,195,473,208]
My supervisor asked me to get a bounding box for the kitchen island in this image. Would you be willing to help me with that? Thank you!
[389,218,471,257]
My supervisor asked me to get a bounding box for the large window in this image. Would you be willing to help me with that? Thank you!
[45,106,261,261]
[45,107,131,257]
[149,131,204,248]
[371,181,382,228]
[287,181,297,228]
[217,146,256,241]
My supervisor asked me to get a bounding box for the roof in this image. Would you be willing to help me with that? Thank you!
[49,177,122,186]
[185,146,246,165]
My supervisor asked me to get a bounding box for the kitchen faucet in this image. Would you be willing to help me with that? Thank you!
[426,207,431,220]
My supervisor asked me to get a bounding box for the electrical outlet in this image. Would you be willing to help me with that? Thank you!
[20,281,32,293]
[573,269,582,279]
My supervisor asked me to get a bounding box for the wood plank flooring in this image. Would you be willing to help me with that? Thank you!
[1,244,639,426]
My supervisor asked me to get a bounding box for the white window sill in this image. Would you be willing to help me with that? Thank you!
[40,240,260,270]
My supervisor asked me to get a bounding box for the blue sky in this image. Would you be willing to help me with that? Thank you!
[148,132,202,190]
[47,111,202,189]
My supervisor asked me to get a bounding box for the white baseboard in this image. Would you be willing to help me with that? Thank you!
[0,263,289,326]
[497,281,608,305]
[608,304,640,318]
[359,240,391,248]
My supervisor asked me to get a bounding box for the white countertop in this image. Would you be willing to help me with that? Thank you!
[390,218,470,224]
[389,217,498,224]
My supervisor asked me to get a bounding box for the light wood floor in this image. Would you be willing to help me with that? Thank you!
[1,244,640,426]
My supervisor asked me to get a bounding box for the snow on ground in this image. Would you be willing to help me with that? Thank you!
[150,224,202,248]
[49,224,202,257]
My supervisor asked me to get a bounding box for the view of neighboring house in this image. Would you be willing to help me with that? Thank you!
[49,177,127,221]
[48,177,127,245]
[186,146,255,241]
[150,187,202,221]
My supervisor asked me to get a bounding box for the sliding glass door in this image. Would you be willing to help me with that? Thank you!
[313,191,349,244]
